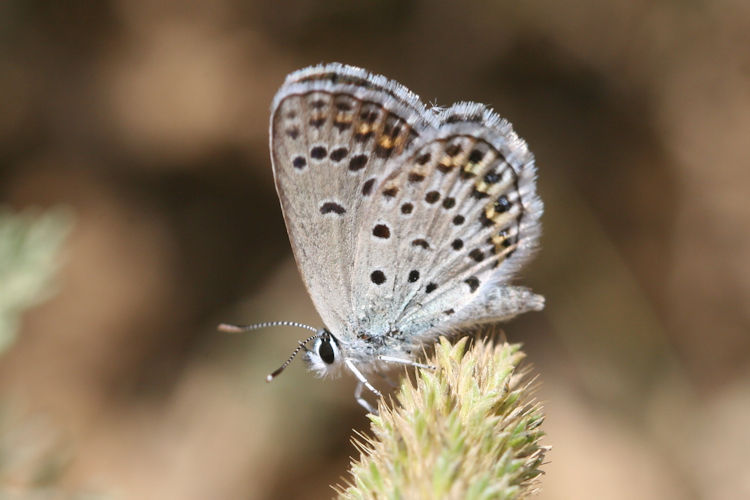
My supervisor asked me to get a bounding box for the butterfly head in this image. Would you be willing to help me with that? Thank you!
[217,321,350,379]
[304,329,345,377]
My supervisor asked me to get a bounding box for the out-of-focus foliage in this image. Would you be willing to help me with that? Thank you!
[0,406,101,500]
[0,209,103,497]
[0,208,72,353]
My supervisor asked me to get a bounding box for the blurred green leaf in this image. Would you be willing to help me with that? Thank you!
[0,207,73,354]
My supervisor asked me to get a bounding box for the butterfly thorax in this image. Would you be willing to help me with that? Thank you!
[304,327,420,378]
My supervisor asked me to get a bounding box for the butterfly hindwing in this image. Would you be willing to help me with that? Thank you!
[350,103,543,343]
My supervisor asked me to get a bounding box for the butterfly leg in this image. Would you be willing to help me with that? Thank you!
[378,355,436,371]
[354,381,379,415]
[345,359,382,413]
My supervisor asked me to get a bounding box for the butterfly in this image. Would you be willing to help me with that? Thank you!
[220,63,544,412]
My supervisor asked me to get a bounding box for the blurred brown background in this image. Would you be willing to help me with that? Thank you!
[1,0,748,498]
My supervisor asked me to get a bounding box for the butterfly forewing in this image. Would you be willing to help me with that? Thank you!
[270,65,431,334]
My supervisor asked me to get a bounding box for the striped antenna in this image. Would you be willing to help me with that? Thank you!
[266,334,319,381]
[218,320,322,381]
[218,320,318,334]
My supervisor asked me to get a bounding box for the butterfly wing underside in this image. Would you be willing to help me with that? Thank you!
[271,64,543,347]
[351,104,544,344]
[269,64,430,335]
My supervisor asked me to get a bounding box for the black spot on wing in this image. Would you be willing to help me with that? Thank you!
[286,128,300,139]
[310,146,327,159]
[362,178,376,196]
[416,152,431,165]
[495,195,511,213]
[319,202,346,215]
[469,249,485,262]
[309,117,326,128]
[373,224,391,238]
[425,191,440,204]
[465,276,480,293]
[371,270,386,285]
[349,154,368,171]
[330,147,348,162]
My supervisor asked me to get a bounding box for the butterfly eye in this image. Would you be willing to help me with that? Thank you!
[318,338,335,364]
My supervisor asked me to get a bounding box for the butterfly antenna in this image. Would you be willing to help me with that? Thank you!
[218,320,318,334]
[266,333,319,382]
[218,321,322,382]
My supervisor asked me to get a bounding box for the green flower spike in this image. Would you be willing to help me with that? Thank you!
[338,336,547,500]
